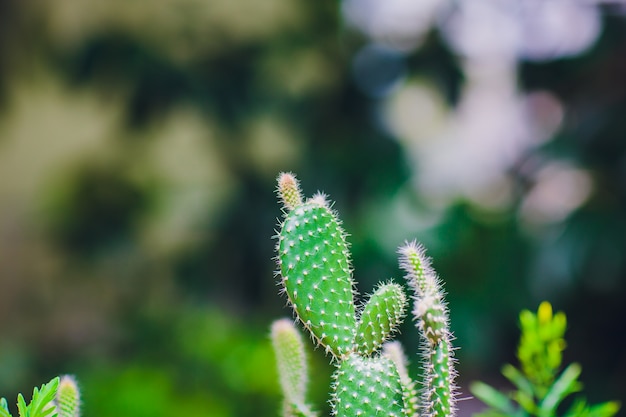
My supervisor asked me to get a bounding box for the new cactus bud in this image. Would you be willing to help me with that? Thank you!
[56,375,81,417]
[331,353,406,417]
[278,172,303,211]
[276,173,356,358]
[398,241,432,295]
[414,294,448,346]
[354,282,407,356]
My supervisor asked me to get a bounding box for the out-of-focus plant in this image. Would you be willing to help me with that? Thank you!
[470,302,620,417]
[0,375,80,417]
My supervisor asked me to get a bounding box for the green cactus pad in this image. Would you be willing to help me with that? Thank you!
[331,353,406,417]
[278,198,356,357]
[424,339,455,417]
[354,282,407,356]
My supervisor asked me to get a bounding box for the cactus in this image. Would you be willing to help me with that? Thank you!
[55,376,81,417]
[331,353,405,417]
[272,172,457,417]
[271,319,318,417]
[399,242,457,417]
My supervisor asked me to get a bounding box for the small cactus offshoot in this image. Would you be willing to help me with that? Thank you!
[271,172,457,417]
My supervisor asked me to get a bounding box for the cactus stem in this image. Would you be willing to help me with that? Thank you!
[399,241,457,417]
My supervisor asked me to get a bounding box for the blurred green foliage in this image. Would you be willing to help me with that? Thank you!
[0,0,625,416]
[79,308,285,417]
[471,302,620,417]
[0,377,58,417]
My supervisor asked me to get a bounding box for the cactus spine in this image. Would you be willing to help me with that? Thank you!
[272,173,457,417]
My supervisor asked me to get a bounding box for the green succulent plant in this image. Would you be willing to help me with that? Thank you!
[271,172,457,417]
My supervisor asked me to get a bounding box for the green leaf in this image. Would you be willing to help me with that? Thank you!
[0,398,12,417]
[539,363,582,416]
[563,398,620,417]
[17,394,27,417]
[502,365,534,399]
[586,401,621,417]
[470,381,516,415]
[512,390,538,415]
[29,377,60,417]
[565,398,592,417]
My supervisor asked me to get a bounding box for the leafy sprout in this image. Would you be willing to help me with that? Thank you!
[0,377,59,417]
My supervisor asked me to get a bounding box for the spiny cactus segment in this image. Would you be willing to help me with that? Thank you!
[272,173,457,417]
[355,282,407,356]
[399,241,456,417]
[276,173,356,357]
[331,353,405,417]
[399,242,448,345]
[278,172,303,211]
[425,339,455,417]
[55,375,81,417]
[271,319,317,417]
